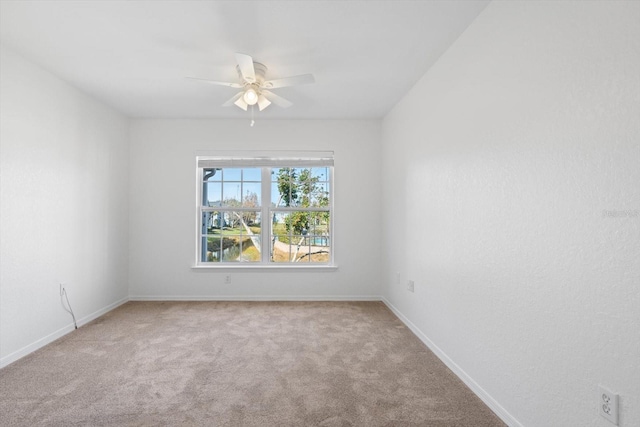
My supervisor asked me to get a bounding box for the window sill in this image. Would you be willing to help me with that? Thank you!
[191,264,338,272]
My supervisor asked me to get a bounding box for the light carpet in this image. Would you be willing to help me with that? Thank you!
[0,301,505,426]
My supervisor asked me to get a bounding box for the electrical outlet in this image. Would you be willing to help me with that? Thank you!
[224,274,231,284]
[598,385,619,425]
[407,280,415,292]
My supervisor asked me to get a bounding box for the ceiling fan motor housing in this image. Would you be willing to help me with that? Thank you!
[237,62,268,85]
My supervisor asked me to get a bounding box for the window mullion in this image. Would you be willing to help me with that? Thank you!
[261,167,271,263]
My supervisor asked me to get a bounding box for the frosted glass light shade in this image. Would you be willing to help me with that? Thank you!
[243,88,258,105]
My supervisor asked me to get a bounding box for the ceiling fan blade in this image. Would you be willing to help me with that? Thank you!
[263,74,315,89]
[257,95,272,111]
[223,92,244,107]
[235,53,256,83]
[261,90,292,108]
[234,96,248,111]
[186,77,242,88]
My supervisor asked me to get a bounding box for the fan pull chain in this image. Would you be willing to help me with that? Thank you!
[250,105,255,127]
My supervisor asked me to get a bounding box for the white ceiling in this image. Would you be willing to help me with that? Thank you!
[0,0,489,120]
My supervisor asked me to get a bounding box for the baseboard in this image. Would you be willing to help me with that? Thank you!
[0,297,129,369]
[381,297,522,427]
[0,324,75,369]
[75,297,129,327]
[129,294,382,302]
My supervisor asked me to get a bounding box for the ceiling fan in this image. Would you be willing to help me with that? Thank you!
[188,53,315,112]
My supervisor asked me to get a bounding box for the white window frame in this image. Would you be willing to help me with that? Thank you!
[194,151,335,269]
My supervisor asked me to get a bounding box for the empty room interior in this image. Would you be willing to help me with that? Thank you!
[1,1,638,426]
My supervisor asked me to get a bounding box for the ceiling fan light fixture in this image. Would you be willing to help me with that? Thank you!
[234,97,248,111]
[189,53,314,112]
[243,88,258,105]
[257,95,271,111]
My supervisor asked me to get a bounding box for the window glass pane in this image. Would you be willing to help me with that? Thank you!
[203,236,221,262]
[223,168,242,181]
[242,183,261,207]
[271,240,292,263]
[295,243,313,263]
[242,168,261,182]
[203,168,222,182]
[311,167,329,182]
[297,168,311,183]
[290,235,309,263]
[271,182,278,206]
[271,181,297,206]
[299,180,312,207]
[222,183,242,207]
[271,212,290,241]
[204,182,222,206]
[293,167,306,179]
[202,211,216,234]
[310,235,330,248]
[221,236,242,262]
[310,183,329,207]
[272,168,298,207]
[222,211,234,229]
[241,211,261,232]
[308,211,330,235]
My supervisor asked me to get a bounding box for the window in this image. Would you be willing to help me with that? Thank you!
[196,153,333,266]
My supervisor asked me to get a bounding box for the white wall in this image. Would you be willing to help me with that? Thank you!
[381,1,639,426]
[0,46,130,366]
[129,119,382,299]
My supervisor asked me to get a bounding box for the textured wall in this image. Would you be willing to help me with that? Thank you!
[128,119,382,299]
[381,1,639,426]
[0,46,130,365]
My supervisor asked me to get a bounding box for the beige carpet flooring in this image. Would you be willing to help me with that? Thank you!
[0,301,505,426]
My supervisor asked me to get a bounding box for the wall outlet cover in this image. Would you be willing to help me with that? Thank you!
[598,385,619,425]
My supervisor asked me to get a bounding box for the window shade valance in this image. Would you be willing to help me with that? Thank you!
[197,151,334,168]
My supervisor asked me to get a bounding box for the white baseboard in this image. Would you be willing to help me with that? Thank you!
[0,297,129,369]
[0,324,75,369]
[380,297,522,427]
[75,297,129,327]
[129,294,382,302]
